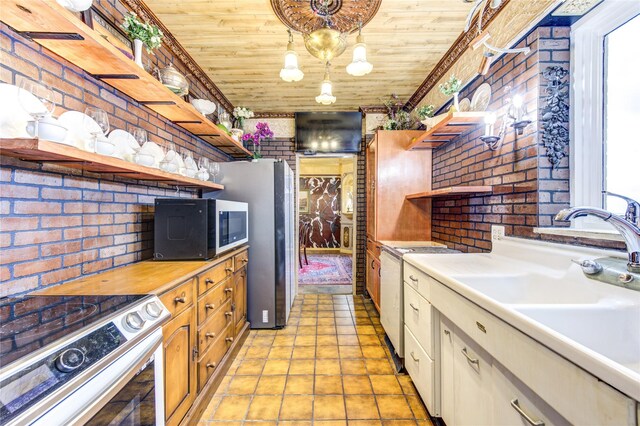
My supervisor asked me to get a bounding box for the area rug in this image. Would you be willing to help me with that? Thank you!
[298,254,352,286]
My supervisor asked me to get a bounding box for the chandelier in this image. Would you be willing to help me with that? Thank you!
[271,0,381,104]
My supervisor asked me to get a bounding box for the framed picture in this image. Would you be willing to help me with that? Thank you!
[299,190,310,213]
[82,7,134,58]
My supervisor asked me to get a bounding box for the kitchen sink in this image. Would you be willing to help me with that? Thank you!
[511,301,640,370]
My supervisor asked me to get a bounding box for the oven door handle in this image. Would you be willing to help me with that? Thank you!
[32,329,164,426]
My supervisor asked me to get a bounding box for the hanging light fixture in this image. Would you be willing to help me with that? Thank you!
[346,23,373,76]
[315,63,336,105]
[279,29,304,82]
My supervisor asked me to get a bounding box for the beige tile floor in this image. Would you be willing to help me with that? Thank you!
[198,294,434,425]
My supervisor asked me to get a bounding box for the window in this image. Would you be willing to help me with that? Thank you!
[603,15,640,214]
[571,2,640,231]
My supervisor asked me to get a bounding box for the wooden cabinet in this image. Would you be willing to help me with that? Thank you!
[365,130,433,242]
[233,264,247,337]
[163,304,197,426]
[160,246,249,426]
[366,249,380,310]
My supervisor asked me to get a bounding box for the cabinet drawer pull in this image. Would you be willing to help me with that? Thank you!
[409,275,418,282]
[410,351,420,363]
[443,329,451,336]
[205,303,215,310]
[174,296,186,304]
[409,303,419,312]
[225,267,233,273]
[461,347,479,365]
[206,362,217,369]
[205,332,216,338]
[225,337,234,342]
[510,398,545,426]
[205,278,214,285]
[224,287,233,293]
[241,258,248,263]
[225,311,233,317]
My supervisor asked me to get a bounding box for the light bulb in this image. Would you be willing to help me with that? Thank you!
[279,36,304,82]
[512,94,523,108]
[485,112,496,125]
[346,34,373,77]
[315,67,336,105]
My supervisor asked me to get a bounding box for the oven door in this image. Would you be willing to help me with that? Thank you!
[215,200,249,253]
[32,329,165,426]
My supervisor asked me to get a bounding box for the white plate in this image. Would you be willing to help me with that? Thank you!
[470,83,492,111]
[0,83,42,138]
[58,111,104,151]
[108,129,138,162]
[458,98,471,112]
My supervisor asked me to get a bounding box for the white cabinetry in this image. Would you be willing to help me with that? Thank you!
[380,250,403,356]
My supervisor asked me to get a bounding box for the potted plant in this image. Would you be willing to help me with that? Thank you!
[232,106,254,131]
[380,94,417,130]
[121,12,163,68]
[241,122,273,159]
[439,74,463,111]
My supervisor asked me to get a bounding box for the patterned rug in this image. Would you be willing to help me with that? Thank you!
[298,254,352,286]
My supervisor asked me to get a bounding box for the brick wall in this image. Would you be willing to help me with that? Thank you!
[0,0,232,297]
[430,26,625,253]
[261,138,367,294]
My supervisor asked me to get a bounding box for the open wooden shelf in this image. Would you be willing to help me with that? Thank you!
[0,1,251,159]
[0,138,224,190]
[408,112,488,150]
[406,184,536,200]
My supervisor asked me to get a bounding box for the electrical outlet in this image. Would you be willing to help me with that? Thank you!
[491,225,505,241]
[262,310,269,323]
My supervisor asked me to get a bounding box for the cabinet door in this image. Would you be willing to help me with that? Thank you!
[440,316,455,424]
[366,137,377,239]
[372,258,381,311]
[492,361,570,426]
[452,326,494,426]
[163,306,196,426]
[233,266,247,336]
[366,251,375,300]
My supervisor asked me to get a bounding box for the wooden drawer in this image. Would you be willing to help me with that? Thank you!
[404,325,436,415]
[367,239,381,259]
[403,282,434,358]
[198,299,233,353]
[198,323,234,391]
[197,278,233,325]
[159,279,194,318]
[234,250,249,271]
[197,258,233,296]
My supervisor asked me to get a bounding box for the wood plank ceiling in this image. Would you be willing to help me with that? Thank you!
[144,0,474,113]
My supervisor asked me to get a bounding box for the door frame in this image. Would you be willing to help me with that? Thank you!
[295,153,358,296]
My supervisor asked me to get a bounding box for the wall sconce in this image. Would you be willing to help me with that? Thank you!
[508,94,532,135]
[479,93,532,150]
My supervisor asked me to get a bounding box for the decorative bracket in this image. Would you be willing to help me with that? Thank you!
[541,66,570,168]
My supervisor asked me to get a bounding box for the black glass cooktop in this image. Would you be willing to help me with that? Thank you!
[0,294,147,367]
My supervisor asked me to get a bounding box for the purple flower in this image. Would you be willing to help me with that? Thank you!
[243,122,273,146]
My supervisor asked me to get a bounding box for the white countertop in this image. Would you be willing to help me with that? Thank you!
[404,236,640,401]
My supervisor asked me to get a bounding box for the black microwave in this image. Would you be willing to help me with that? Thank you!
[154,198,248,260]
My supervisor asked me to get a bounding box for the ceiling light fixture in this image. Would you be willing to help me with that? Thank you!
[271,0,381,102]
[280,29,304,82]
[346,23,373,76]
[315,63,337,105]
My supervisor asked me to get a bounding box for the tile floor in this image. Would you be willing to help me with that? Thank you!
[198,294,433,425]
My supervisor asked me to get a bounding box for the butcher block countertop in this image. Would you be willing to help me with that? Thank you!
[32,246,248,297]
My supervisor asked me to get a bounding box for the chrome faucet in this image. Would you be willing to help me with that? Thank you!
[555,197,640,273]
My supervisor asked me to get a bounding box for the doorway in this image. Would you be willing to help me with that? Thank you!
[296,154,357,295]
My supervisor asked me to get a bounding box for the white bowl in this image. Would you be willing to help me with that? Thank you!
[96,138,115,156]
[160,160,178,173]
[196,170,210,181]
[26,117,69,144]
[191,99,216,115]
[135,152,155,167]
[185,168,197,178]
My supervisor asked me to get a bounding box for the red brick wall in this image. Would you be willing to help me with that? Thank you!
[431,27,625,253]
[0,0,232,297]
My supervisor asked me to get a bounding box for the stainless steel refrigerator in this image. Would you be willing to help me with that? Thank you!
[204,159,296,328]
